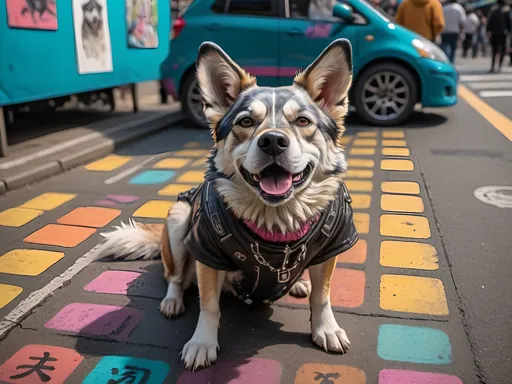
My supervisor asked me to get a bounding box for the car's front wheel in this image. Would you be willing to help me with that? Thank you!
[353,62,418,126]
[181,72,208,128]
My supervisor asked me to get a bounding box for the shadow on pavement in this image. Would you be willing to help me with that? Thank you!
[346,110,447,130]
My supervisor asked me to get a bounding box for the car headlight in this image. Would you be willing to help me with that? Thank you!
[412,38,449,63]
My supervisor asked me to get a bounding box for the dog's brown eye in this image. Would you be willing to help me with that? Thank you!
[295,116,311,127]
[238,117,254,127]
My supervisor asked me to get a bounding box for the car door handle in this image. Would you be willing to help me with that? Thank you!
[286,28,303,37]
[206,23,221,31]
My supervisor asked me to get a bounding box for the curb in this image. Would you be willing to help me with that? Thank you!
[0,108,185,195]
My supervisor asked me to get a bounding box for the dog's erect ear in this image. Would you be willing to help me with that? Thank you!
[196,42,256,127]
[294,39,352,109]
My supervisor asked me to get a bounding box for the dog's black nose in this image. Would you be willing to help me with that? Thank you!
[258,132,289,157]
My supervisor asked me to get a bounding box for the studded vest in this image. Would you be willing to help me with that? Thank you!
[180,178,359,304]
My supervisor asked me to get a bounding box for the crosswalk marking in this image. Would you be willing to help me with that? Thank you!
[480,90,512,98]
[460,74,512,82]
[467,81,512,90]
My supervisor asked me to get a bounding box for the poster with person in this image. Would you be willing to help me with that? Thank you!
[126,0,159,48]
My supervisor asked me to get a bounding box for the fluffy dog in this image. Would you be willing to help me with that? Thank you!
[97,38,358,371]
[81,0,106,61]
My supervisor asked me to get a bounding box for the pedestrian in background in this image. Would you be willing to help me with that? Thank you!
[441,0,466,63]
[395,0,445,42]
[462,7,479,58]
[473,10,487,58]
[486,0,511,72]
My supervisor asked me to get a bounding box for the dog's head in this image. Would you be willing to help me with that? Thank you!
[197,39,352,233]
[83,0,102,27]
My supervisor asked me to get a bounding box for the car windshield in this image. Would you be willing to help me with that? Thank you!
[353,0,391,22]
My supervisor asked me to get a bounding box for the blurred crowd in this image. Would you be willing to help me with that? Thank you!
[373,0,512,72]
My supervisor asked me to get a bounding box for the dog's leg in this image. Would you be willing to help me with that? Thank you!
[160,202,192,318]
[182,261,226,371]
[289,275,311,298]
[309,256,350,353]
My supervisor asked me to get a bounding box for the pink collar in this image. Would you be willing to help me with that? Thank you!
[243,217,318,243]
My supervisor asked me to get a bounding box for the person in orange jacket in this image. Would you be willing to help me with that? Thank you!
[395,0,445,42]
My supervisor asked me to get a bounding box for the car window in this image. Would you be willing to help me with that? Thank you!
[288,0,366,24]
[221,0,276,16]
[212,0,227,12]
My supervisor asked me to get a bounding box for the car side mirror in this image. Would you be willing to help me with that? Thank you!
[333,3,354,22]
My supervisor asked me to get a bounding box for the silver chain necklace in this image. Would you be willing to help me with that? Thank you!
[250,242,307,283]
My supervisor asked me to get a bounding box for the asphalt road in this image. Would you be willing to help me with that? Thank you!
[0,58,511,383]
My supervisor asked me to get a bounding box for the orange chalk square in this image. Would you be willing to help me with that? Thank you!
[24,224,96,247]
[57,207,121,228]
[338,239,367,264]
[295,363,366,384]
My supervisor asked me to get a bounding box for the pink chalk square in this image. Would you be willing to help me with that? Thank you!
[0,344,83,384]
[379,369,463,384]
[45,303,143,341]
[94,199,119,207]
[106,194,140,203]
[84,271,142,295]
[177,357,282,384]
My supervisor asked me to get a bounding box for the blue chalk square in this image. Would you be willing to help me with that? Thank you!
[377,324,452,364]
[83,356,170,384]
[129,170,175,185]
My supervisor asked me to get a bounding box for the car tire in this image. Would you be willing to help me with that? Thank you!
[353,62,418,127]
[181,72,208,128]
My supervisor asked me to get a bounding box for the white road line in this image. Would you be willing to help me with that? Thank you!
[467,82,512,90]
[104,155,160,184]
[0,244,102,340]
[479,90,512,98]
[461,74,512,82]
[0,112,168,171]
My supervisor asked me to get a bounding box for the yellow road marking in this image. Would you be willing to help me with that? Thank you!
[0,284,23,309]
[353,139,377,146]
[351,194,372,209]
[85,155,131,171]
[133,200,175,219]
[346,169,374,179]
[153,158,191,169]
[381,147,410,157]
[381,181,420,195]
[380,214,431,239]
[380,241,438,270]
[20,193,76,211]
[158,183,198,196]
[382,139,407,147]
[345,180,373,192]
[177,171,205,183]
[381,194,425,213]
[174,149,210,157]
[382,131,405,138]
[348,159,374,168]
[0,208,43,227]
[356,132,378,137]
[0,249,65,276]
[381,159,414,171]
[339,136,353,145]
[354,213,370,234]
[350,147,375,155]
[458,84,512,142]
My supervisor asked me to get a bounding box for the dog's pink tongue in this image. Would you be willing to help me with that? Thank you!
[260,174,292,195]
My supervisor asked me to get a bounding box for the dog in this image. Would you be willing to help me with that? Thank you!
[81,0,106,61]
[21,0,56,24]
[96,38,358,371]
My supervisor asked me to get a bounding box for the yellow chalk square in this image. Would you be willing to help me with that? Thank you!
[380,274,449,315]
[356,131,378,137]
[380,241,438,270]
[380,214,431,239]
[20,193,76,211]
[353,139,377,146]
[85,155,131,171]
[177,171,205,183]
[348,159,374,168]
[0,284,23,309]
[382,131,405,138]
[0,249,64,276]
[158,183,198,196]
[133,200,175,219]
[345,180,373,192]
[0,208,43,227]
[381,181,420,195]
[381,159,414,171]
[339,136,353,145]
[381,194,424,213]
[346,169,374,179]
[184,141,201,148]
[354,213,370,234]
[351,194,372,209]
[153,158,191,169]
[382,147,410,157]
[382,139,407,147]
[350,147,375,155]
[174,149,209,157]
[191,158,208,167]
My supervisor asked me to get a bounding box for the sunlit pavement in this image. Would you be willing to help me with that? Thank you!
[0,65,511,382]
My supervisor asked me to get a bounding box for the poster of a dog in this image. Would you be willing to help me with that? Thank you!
[6,0,58,30]
[73,0,113,74]
[126,0,159,48]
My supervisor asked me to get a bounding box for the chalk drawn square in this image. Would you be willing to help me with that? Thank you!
[0,344,83,384]
[295,363,366,384]
[83,356,170,384]
[379,369,463,384]
[129,170,175,185]
[177,357,282,384]
[84,271,142,295]
[44,303,143,341]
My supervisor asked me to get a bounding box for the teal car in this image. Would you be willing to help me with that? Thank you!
[162,0,457,127]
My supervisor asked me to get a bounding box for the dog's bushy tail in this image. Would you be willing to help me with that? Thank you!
[95,218,162,261]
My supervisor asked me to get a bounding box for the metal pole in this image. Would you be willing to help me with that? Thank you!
[0,108,8,157]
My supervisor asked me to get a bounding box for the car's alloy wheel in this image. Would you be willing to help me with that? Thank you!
[182,74,208,127]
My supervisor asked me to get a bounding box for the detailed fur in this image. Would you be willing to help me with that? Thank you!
[81,0,106,61]
[96,39,353,371]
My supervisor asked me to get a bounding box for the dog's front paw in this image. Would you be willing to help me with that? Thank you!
[312,322,350,354]
[159,297,185,318]
[181,338,219,371]
[289,278,311,298]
